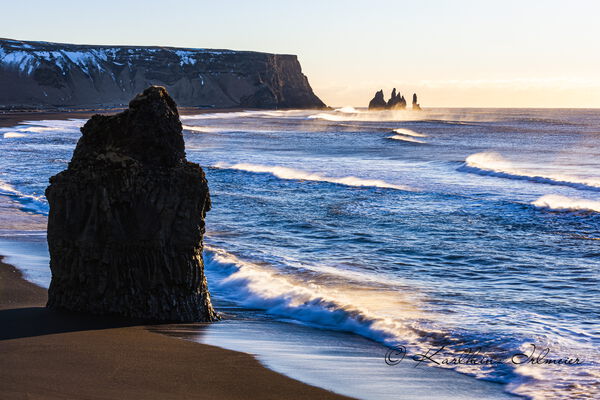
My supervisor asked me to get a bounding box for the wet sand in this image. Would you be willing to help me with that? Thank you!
[0,258,351,400]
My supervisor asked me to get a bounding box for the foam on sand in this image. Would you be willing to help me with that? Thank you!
[204,245,427,346]
[213,162,415,191]
[202,245,595,400]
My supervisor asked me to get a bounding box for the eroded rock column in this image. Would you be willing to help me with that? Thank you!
[46,86,217,322]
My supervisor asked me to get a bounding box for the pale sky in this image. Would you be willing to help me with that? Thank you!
[3,0,600,107]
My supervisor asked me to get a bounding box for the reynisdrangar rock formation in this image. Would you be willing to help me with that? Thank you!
[412,93,422,110]
[368,90,387,109]
[368,88,421,110]
[386,88,407,110]
[46,86,216,322]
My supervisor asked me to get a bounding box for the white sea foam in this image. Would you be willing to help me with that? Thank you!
[182,110,307,121]
[333,106,360,113]
[213,162,415,191]
[461,152,600,191]
[181,125,222,133]
[532,194,600,213]
[308,109,428,122]
[204,245,425,345]
[1,124,70,138]
[0,180,48,214]
[387,135,425,144]
[204,245,600,399]
[393,128,427,137]
[3,132,26,138]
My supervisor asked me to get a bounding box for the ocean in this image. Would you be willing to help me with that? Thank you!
[0,107,598,399]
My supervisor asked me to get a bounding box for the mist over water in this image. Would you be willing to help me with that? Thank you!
[1,108,599,400]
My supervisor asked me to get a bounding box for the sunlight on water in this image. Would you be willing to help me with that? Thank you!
[1,109,599,400]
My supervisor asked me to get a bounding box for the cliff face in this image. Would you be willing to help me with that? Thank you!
[0,38,325,109]
[46,86,216,322]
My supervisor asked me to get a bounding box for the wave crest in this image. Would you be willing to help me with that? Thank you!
[0,180,48,214]
[3,132,27,138]
[532,194,600,213]
[460,152,600,191]
[213,162,415,191]
[393,128,427,137]
[387,135,425,144]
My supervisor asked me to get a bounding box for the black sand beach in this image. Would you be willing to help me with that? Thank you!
[0,257,352,400]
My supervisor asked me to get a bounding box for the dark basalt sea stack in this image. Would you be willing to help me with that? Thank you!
[412,93,422,111]
[45,86,217,322]
[368,90,387,109]
[386,88,407,110]
[368,88,422,110]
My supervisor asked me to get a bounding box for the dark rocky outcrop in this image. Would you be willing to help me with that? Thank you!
[386,88,407,110]
[412,93,422,111]
[368,88,422,110]
[45,86,216,322]
[0,38,326,109]
[368,90,386,109]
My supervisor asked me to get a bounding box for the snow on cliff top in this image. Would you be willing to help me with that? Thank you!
[0,38,243,74]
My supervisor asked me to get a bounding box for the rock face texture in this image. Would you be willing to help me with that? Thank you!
[368,90,387,109]
[368,88,421,110]
[0,38,325,109]
[45,86,216,322]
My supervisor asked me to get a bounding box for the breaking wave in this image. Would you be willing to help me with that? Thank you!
[393,128,427,137]
[203,245,597,400]
[3,132,27,138]
[387,135,425,144]
[460,152,600,191]
[0,180,48,215]
[182,125,223,133]
[213,162,415,191]
[532,194,600,213]
[333,106,359,113]
[308,109,426,122]
[203,245,423,345]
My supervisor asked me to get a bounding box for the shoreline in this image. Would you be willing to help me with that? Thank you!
[0,235,521,400]
[0,106,333,129]
[0,256,352,400]
[0,110,530,399]
[0,107,243,128]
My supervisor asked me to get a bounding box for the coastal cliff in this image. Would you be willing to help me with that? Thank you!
[0,38,326,109]
[45,86,216,322]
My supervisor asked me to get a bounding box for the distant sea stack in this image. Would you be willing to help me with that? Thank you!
[412,93,421,111]
[0,38,326,109]
[45,86,217,322]
[368,88,422,110]
[368,90,387,110]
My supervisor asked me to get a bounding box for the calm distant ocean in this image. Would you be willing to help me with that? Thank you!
[1,107,598,399]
